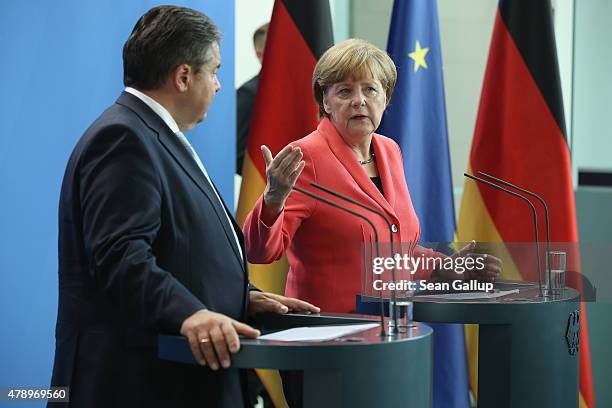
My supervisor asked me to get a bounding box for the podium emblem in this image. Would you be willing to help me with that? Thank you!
[565,310,580,355]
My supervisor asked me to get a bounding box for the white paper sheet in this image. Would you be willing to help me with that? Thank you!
[415,289,519,300]
[258,323,379,342]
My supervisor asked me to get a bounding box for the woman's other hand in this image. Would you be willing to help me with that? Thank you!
[433,241,502,282]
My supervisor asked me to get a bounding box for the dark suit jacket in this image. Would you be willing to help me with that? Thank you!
[50,92,250,407]
[236,75,259,174]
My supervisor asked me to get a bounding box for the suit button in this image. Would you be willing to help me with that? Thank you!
[391,224,398,233]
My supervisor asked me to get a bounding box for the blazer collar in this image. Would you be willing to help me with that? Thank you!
[318,117,397,217]
[116,92,246,270]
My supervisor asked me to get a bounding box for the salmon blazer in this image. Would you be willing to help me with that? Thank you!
[244,117,434,312]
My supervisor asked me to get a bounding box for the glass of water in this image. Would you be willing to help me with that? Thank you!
[545,251,566,297]
[395,298,414,333]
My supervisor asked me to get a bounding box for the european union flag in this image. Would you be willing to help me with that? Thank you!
[378,1,470,407]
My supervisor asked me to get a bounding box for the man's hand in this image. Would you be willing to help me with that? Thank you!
[433,241,502,282]
[180,310,260,370]
[248,291,320,316]
[260,144,305,224]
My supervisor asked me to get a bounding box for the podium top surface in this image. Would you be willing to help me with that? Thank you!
[158,313,433,369]
[246,313,431,346]
[413,280,580,304]
[411,281,581,325]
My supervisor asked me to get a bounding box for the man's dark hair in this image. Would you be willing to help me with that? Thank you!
[123,6,221,90]
[252,23,269,50]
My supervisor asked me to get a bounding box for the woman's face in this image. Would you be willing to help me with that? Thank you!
[322,72,386,141]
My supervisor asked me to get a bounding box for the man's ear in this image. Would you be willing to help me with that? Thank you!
[255,48,264,64]
[171,64,191,92]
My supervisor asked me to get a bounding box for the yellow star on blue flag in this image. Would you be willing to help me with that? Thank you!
[408,40,429,72]
[377,1,468,408]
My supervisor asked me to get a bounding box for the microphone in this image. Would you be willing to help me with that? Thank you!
[311,183,396,250]
[292,186,387,336]
[309,182,402,332]
[464,173,544,297]
[476,171,552,297]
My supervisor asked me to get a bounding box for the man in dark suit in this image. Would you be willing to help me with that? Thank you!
[50,6,318,408]
[236,22,268,175]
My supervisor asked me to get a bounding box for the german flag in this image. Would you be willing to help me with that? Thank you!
[236,1,333,406]
[456,0,594,406]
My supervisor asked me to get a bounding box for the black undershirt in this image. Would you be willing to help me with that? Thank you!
[370,176,384,195]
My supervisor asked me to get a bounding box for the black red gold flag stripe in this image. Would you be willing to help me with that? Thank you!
[457,1,594,406]
[237,0,333,233]
[236,1,333,406]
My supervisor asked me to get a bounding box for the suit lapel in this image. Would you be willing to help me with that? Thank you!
[319,118,397,218]
[208,179,249,264]
[116,92,245,270]
[157,131,245,271]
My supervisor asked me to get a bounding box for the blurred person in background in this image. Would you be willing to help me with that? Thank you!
[237,22,269,175]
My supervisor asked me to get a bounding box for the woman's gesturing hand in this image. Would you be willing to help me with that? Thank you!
[260,144,305,222]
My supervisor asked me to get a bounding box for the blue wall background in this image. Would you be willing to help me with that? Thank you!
[0,0,234,402]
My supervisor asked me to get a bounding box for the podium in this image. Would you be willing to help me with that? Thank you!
[159,313,433,408]
[413,281,580,408]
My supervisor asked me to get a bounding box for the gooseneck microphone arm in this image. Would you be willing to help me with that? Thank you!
[311,183,395,249]
[464,173,543,297]
[310,182,400,332]
[292,186,387,337]
[477,171,552,297]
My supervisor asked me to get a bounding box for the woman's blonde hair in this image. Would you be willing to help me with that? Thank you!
[312,38,397,118]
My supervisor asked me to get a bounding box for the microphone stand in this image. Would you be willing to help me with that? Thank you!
[464,173,544,297]
[477,171,552,297]
[310,183,401,334]
[292,186,387,336]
